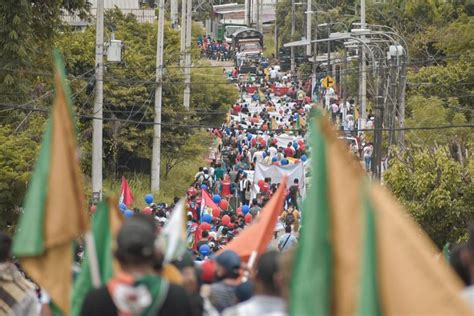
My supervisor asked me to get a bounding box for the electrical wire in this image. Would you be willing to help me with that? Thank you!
[0,102,472,132]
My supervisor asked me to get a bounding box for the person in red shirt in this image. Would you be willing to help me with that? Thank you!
[233,103,241,114]
[284,143,295,157]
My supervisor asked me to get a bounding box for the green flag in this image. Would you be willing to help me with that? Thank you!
[12,50,89,315]
[71,199,121,316]
[357,188,381,316]
[290,112,332,316]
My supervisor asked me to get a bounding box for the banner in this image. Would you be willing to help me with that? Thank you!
[252,162,305,198]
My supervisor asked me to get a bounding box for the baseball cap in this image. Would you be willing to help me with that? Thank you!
[116,219,156,264]
[215,250,241,275]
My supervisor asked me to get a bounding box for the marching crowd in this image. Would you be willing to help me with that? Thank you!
[197,35,233,62]
[0,44,383,316]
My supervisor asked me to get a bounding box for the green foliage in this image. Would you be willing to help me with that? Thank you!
[0,126,39,230]
[385,147,473,248]
[55,9,236,195]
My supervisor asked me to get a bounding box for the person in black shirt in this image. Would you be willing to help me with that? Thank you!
[81,217,193,316]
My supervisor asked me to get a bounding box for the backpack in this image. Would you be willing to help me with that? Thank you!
[201,174,211,187]
[286,211,296,225]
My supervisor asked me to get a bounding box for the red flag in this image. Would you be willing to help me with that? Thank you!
[120,176,134,207]
[221,177,288,261]
[200,190,220,219]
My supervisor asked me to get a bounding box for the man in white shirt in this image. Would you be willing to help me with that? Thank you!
[268,145,278,159]
[269,68,278,82]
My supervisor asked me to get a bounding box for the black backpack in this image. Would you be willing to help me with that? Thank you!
[286,211,296,225]
[201,174,211,187]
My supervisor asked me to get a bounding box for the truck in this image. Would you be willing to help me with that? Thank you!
[231,28,264,63]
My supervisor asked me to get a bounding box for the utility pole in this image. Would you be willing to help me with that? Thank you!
[92,0,104,200]
[326,24,331,76]
[290,0,295,72]
[360,0,367,130]
[183,0,192,110]
[259,0,263,33]
[311,14,318,102]
[151,0,165,192]
[245,0,250,26]
[398,60,407,146]
[305,0,311,56]
[274,0,279,59]
[373,59,384,180]
[256,0,260,32]
[170,0,178,28]
[180,0,187,66]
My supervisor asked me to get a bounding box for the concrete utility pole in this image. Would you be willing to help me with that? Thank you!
[290,0,296,72]
[306,0,311,56]
[92,0,104,200]
[151,0,165,192]
[183,0,192,110]
[245,0,250,26]
[170,0,178,28]
[256,0,260,32]
[274,0,279,57]
[180,0,187,66]
[360,0,367,129]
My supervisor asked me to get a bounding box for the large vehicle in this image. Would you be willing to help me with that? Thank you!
[217,21,247,43]
[231,28,264,63]
[224,24,248,44]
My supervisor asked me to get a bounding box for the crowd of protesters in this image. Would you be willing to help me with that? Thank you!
[197,35,233,61]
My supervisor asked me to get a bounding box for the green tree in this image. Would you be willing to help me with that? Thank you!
[0,125,39,230]
[56,9,236,181]
[385,147,473,248]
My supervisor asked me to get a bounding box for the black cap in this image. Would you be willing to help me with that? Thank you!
[116,219,156,264]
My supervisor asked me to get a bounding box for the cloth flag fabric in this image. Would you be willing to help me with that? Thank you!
[290,113,471,315]
[119,176,134,208]
[221,177,287,261]
[12,51,89,315]
[71,197,123,316]
[159,199,187,263]
[200,189,220,219]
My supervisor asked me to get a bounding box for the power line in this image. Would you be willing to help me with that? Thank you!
[1,102,473,131]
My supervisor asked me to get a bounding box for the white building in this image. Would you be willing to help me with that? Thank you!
[62,0,155,29]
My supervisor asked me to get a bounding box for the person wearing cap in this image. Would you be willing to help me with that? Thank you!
[81,217,193,316]
[0,232,38,316]
[208,250,241,313]
[222,251,286,316]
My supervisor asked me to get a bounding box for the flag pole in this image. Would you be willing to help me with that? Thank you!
[242,250,258,282]
[85,231,101,288]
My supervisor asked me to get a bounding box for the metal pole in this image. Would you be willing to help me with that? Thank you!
[306,0,311,56]
[290,0,295,72]
[183,0,192,110]
[398,59,407,146]
[326,25,331,76]
[372,58,383,180]
[180,0,187,66]
[92,0,104,200]
[170,0,178,28]
[151,0,165,192]
[360,0,367,129]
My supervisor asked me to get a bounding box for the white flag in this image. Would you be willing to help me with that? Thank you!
[159,199,187,263]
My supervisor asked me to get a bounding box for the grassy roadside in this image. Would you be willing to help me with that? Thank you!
[96,130,212,209]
